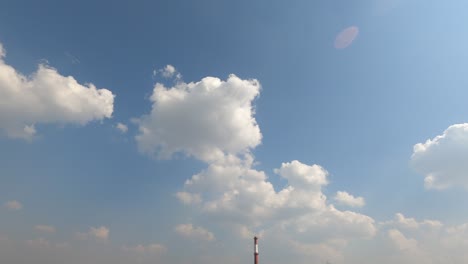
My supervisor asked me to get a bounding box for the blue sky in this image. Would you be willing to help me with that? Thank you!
[2,0,468,263]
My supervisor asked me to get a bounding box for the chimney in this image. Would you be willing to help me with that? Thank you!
[254,236,259,264]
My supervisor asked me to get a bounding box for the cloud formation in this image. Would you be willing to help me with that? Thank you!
[135,74,261,162]
[365,213,468,264]
[76,226,109,241]
[334,191,365,208]
[116,122,128,133]
[26,238,50,248]
[135,72,376,262]
[411,123,468,189]
[175,224,215,241]
[34,225,56,233]
[175,192,202,205]
[4,200,22,210]
[153,65,182,80]
[176,149,375,254]
[0,42,114,139]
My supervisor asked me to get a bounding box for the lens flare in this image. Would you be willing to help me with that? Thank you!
[334,26,359,49]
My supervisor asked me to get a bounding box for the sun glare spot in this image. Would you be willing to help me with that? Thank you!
[334,26,359,49]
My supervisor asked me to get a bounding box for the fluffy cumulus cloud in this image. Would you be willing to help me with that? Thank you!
[334,191,365,208]
[4,200,22,210]
[0,42,114,139]
[176,149,376,257]
[135,74,261,162]
[411,123,468,189]
[134,72,377,262]
[175,224,215,241]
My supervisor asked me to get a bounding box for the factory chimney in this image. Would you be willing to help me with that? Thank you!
[254,236,259,264]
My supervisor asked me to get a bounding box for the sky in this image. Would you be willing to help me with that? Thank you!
[2,0,468,263]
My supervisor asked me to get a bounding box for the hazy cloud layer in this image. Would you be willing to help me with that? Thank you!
[4,200,22,210]
[121,243,167,255]
[0,42,114,140]
[363,213,468,264]
[76,226,109,241]
[175,224,215,241]
[1,238,166,264]
[34,225,56,233]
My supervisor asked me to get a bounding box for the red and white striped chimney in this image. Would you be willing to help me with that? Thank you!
[254,236,259,264]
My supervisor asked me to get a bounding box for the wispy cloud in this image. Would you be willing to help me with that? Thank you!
[121,243,167,254]
[175,224,215,241]
[76,226,109,241]
[64,52,80,64]
[116,122,128,133]
[34,225,56,233]
[4,200,22,210]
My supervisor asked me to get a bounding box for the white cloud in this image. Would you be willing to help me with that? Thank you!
[274,160,328,189]
[4,200,22,210]
[0,42,114,140]
[175,191,201,205]
[138,72,376,261]
[175,224,215,241]
[34,225,56,233]
[116,122,128,133]
[334,191,365,208]
[364,214,464,264]
[387,229,418,251]
[135,74,261,162]
[392,213,444,231]
[162,65,178,78]
[179,158,376,254]
[411,123,468,189]
[76,226,109,241]
[393,213,420,229]
[153,65,182,80]
[121,243,167,255]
